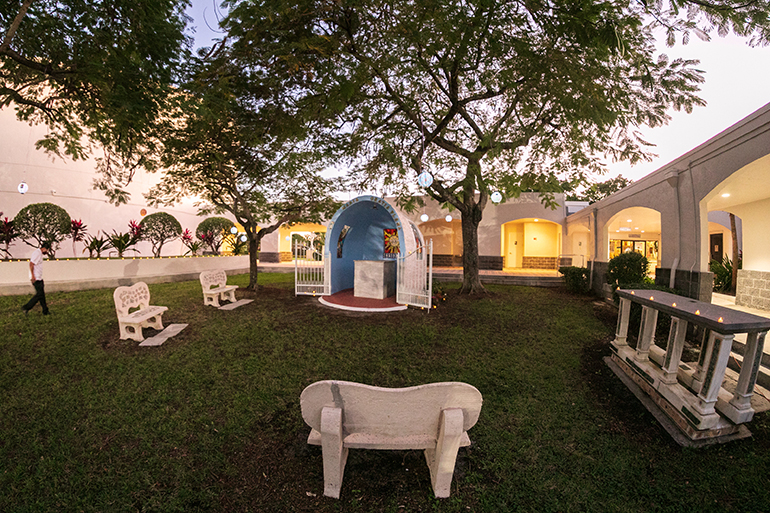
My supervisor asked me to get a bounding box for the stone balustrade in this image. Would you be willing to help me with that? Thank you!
[611,289,770,441]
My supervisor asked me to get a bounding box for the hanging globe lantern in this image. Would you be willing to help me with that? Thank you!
[230,227,238,234]
[445,215,453,222]
[420,214,429,222]
[417,172,433,188]
[491,191,503,204]
[240,235,247,242]
[17,181,28,194]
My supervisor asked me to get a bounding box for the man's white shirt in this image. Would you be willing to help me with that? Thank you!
[29,249,44,281]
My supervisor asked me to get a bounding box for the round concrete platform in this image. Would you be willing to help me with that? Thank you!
[318,289,407,313]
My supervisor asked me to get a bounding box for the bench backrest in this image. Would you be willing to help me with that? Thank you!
[301,381,482,439]
[200,270,227,290]
[114,282,151,317]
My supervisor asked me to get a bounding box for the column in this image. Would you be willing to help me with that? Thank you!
[692,328,713,393]
[693,331,735,416]
[634,306,658,363]
[661,317,687,385]
[613,298,631,348]
[729,331,767,412]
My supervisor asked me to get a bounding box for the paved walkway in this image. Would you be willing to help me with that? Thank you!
[260,262,561,277]
[712,293,770,356]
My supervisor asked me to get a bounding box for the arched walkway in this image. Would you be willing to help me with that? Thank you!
[278,222,327,261]
[418,218,462,267]
[501,218,561,270]
[605,207,662,272]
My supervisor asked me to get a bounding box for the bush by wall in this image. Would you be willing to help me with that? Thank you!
[559,266,590,294]
[607,251,649,288]
[13,202,71,257]
[196,217,234,255]
[140,212,182,257]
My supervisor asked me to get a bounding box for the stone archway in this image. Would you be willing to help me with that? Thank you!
[605,207,662,273]
[417,218,462,267]
[501,218,562,270]
[704,153,770,308]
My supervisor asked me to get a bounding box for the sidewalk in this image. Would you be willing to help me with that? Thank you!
[712,292,770,356]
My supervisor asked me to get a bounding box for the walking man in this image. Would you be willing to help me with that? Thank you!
[22,241,51,316]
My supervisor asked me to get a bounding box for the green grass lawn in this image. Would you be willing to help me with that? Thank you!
[2,274,769,512]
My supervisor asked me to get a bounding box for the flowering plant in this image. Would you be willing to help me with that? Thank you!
[0,216,16,260]
[71,218,88,256]
[181,228,202,256]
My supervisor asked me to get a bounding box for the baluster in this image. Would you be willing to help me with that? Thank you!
[729,331,767,412]
[614,298,631,348]
[694,331,735,416]
[661,317,687,385]
[635,306,658,363]
[692,328,714,393]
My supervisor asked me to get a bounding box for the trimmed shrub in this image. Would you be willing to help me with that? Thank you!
[196,217,235,255]
[559,266,590,294]
[13,202,71,257]
[607,251,649,288]
[139,212,182,257]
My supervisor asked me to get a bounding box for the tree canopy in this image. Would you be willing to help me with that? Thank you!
[139,212,182,257]
[146,49,341,289]
[566,175,634,203]
[0,0,191,204]
[13,202,71,256]
[225,0,766,292]
[196,217,235,255]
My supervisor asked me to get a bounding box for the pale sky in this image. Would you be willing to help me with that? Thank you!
[185,2,770,184]
[605,33,770,182]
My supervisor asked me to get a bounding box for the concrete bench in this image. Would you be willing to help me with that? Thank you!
[113,282,168,342]
[200,270,238,307]
[300,380,482,499]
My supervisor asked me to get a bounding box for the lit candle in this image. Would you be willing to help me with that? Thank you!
[695,310,700,315]
[672,303,677,307]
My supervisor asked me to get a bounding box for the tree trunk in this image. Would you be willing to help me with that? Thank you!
[730,213,739,295]
[458,197,487,295]
[247,236,260,291]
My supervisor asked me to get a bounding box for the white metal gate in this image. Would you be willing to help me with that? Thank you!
[396,240,433,309]
[294,241,329,296]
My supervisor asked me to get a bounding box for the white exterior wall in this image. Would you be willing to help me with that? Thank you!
[566,102,770,302]
[731,197,770,271]
[0,109,219,259]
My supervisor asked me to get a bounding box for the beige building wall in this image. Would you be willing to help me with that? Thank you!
[566,102,770,303]
[0,109,213,259]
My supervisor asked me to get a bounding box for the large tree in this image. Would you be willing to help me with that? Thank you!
[224,0,770,294]
[566,175,634,203]
[146,53,340,290]
[0,0,191,204]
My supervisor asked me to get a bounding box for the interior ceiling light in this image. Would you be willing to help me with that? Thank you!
[721,193,731,198]
[627,219,632,222]
[619,227,631,232]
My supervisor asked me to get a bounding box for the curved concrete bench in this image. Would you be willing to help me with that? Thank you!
[300,380,482,498]
[200,269,238,307]
[113,282,168,342]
